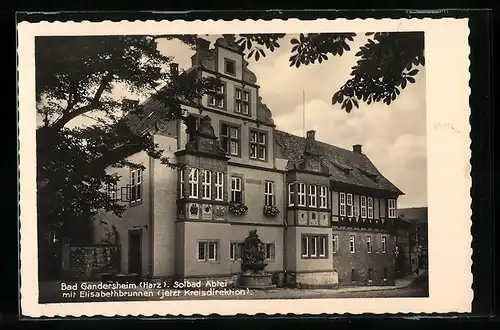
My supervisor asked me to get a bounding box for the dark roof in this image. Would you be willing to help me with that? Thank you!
[274,130,404,194]
[398,207,428,223]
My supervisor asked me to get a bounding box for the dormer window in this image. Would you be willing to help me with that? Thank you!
[224,58,236,75]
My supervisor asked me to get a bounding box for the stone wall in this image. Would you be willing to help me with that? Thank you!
[62,243,121,280]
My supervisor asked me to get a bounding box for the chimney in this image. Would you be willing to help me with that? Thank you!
[196,38,210,51]
[306,130,316,141]
[170,62,179,77]
[353,144,362,154]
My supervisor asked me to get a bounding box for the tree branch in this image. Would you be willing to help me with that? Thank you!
[51,72,114,130]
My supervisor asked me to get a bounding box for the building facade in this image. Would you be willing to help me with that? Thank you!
[92,36,404,288]
[399,207,428,269]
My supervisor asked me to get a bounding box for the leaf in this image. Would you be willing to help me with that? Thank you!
[343,43,351,51]
[246,39,251,50]
[292,45,299,52]
[345,100,353,113]
[353,99,359,108]
[259,49,266,57]
[407,69,419,76]
[407,76,416,83]
[395,88,400,95]
[255,51,260,61]
[401,78,407,89]
[391,92,396,101]
[300,33,305,42]
[318,56,323,63]
[365,32,374,36]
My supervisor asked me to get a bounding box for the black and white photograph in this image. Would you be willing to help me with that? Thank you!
[18,18,472,317]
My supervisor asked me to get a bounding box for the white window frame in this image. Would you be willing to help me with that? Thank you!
[215,172,224,201]
[360,196,367,218]
[264,181,275,206]
[201,170,211,200]
[231,177,243,203]
[367,197,374,219]
[208,84,225,108]
[264,243,275,260]
[130,168,142,203]
[301,236,309,257]
[179,169,185,198]
[367,235,372,253]
[250,130,267,160]
[388,199,397,218]
[297,183,306,207]
[188,168,199,198]
[208,241,218,261]
[346,193,353,217]
[382,235,387,253]
[229,242,242,261]
[319,186,328,208]
[308,185,317,207]
[198,241,218,262]
[339,192,346,216]
[332,234,338,254]
[288,182,295,206]
[108,179,117,202]
[353,196,359,217]
[318,236,327,257]
[310,236,318,257]
[235,87,250,115]
[220,123,240,156]
[349,235,356,253]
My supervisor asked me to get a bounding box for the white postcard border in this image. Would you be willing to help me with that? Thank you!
[18,18,472,317]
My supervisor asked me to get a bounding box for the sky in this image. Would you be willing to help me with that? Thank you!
[40,34,427,208]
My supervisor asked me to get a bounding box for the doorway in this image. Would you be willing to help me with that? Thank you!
[128,230,142,276]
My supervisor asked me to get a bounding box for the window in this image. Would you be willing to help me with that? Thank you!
[308,185,317,207]
[353,196,359,217]
[368,197,374,219]
[264,181,275,206]
[288,183,295,206]
[224,58,236,75]
[332,234,338,254]
[361,196,367,218]
[297,183,306,206]
[339,192,346,216]
[366,235,372,253]
[368,268,374,281]
[383,267,388,280]
[230,242,243,261]
[220,123,240,156]
[231,177,243,203]
[208,84,225,108]
[107,180,117,202]
[264,243,275,260]
[349,235,356,253]
[351,269,357,282]
[188,168,199,198]
[346,193,353,217]
[198,241,219,261]
[201,170,211,200]
[382,235,387,253]
[250,130,267,160]
[302,235,328,258]
[179,169,185,198]
[388,199,397,218]
[215,172,224,201]
[130,168,142,203]
[319,186,328,208]
[235,87,250,115]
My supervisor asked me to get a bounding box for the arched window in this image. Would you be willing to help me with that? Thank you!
[368,268,374,282]
[351,269,356,282]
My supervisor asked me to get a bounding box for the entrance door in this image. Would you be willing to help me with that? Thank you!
[128,230,142,276]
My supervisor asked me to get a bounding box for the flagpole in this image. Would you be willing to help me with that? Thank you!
[303,90,305,138]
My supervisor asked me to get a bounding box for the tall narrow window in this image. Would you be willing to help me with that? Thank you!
[250,130,267,160]
[201,170,211,200]
[353,195,359,217]
[264,181,275,206]
[208,84,225,108]
[264,243,275,260]
[339,192,346,216]
[318,236,327,257]
[235,87,250,115]
[230,242,243,261]
[231,177,243,203]
[366,235,372,253]
[382,235,387,253]
[309,236,318,257]
[332,234,338,254]
[288,183,295,206]
[179,170,185,198]
[367,197,374,219]
[297,183,306,206]
[208,242,217,261]
[388,199,397,218]
[318,186,328,208]
[301,236,309,257]
[130,168,142,203]
[215,172,224,201]
[361,196,367,218]
[220,123,240,156]
[349,235,356,253]
[308,185,317,207]
[346,193,353,217]
[188,168,199,198]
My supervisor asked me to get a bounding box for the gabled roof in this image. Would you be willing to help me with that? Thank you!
[274,130,404,194]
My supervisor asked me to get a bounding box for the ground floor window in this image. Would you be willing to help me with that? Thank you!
[301,235,328,258]
[368,268,374,282]
[264,243,275,260]
[229,242,243,261]
[198,241,219,261]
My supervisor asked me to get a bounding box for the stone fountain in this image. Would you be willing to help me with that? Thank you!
[239,230,275,289]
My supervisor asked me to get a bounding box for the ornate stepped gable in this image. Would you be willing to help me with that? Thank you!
[274,130,404,194]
